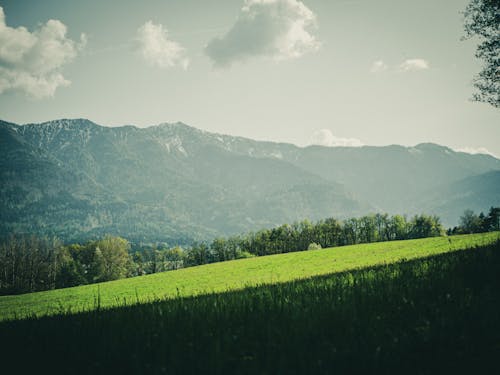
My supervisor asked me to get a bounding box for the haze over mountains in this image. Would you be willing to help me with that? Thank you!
[1,118,499,245]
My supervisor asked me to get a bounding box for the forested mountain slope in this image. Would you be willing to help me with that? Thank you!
[1,118,498,244]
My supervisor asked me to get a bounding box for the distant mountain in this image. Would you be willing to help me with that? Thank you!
[282,143,500,213]
[0,119,367,244]
[1,118,499,244]
[0,120,124,238]
[421,170,500,225]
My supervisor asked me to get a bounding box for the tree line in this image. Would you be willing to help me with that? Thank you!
[186,213,444,264]
[448,207,500,235]
[1,209,498,295]
[0,236,132,295]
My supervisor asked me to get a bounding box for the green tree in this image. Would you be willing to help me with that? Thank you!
[164,246,184,270]
[486,206,500,231]
[56,246,85,288]
[307,242,322,250]
[459,209,483,233]
[343,218,359,245]
[388,215,408,240]
[185,243,210,266]
[93,236,132,282]
[322,218,342,247]
[463,0,499,108]
[90,246,106,282]
[211,238,229,262]
[409,215,443,239]
[359,215,377,243]
[0,235,65,294]
[132,251,146,276]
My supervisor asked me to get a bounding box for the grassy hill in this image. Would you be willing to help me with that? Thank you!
[1,233,500,374]
[1,232,498,321]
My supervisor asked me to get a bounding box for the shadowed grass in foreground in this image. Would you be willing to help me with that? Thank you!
[1,240,499,374]
[0,232,498,321]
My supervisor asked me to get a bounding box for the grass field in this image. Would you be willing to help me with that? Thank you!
[1,236,499,374]
[0,232,498,321]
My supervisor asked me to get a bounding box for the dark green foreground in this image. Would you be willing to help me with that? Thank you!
[2,241,500,374]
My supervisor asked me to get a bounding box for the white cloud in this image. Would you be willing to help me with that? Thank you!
[205,0,320,67]
[309,129,364,147]
[0,6,85,99]
[399,58,429,72]
[456,146,497,158]
[370,60,388,73]
[136,21,189,69]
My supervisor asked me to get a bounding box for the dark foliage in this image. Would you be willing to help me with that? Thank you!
[448,206,500,234]
[463,0,500,107]
[1,241,499,374]
[0,235,133,295]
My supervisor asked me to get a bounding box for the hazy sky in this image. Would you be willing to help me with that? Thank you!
[0,0,498,156]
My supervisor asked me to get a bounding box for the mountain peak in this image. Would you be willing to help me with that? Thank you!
[414,142,448,151]
[37,118,99,129]
[0,119,20,132]
[153,121,200,132]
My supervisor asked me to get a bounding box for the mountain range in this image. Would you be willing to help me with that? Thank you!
[1,118,499,245]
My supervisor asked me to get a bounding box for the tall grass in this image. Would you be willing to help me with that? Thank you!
[1,240,499,374]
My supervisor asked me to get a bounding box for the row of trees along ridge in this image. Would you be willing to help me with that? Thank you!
[1,209,499,295]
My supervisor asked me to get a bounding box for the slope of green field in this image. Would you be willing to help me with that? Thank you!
[2,238,500,374]
[0,232,498,321]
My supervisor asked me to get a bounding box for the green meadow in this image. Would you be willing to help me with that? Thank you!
[1,232,498,321]
[1,234,500,374]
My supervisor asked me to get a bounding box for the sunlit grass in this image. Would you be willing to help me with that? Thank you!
[0,232,498,321]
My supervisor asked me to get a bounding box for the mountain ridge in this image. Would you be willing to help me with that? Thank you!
[1,118,499,244]
[11,118,494,158]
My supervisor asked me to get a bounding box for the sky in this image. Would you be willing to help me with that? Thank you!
[0,0,498,156]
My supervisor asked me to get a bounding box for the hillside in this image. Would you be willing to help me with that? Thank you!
[1,119,368,243]
[286,143,500,213]
[4,238,500,374]
[423,170,500,224]
[1,232,497,321]
[1,118,499,244]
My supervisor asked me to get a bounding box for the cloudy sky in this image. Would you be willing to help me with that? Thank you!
[0,0,498,156]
